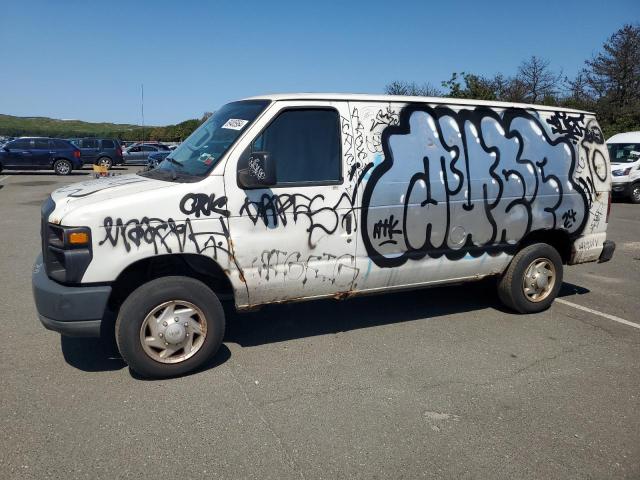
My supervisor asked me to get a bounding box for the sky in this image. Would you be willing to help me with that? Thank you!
[1,0,638,125]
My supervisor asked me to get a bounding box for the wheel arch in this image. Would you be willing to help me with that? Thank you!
[52,156,72,165]
[517,229,572,264]
[107,253,238,312]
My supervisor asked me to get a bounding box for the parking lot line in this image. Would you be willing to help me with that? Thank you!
[0,175,9,183]
[556,298,640,330]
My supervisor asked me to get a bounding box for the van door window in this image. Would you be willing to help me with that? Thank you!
[252,109,341,185]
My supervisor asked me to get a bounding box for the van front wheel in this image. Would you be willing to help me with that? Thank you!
[116,276,225,378]
[498,243,563,314]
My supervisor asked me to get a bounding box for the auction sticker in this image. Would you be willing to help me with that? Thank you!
[222,118,248,130]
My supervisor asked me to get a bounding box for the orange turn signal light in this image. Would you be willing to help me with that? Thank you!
[68,232,89,245]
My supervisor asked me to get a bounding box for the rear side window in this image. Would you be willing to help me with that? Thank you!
[81,139,98,148]
[252,109,341,185]
[141,145,157,152]
[33,139,49,149]
[101,139,115,149]
[52,140,70,149]
[8,139,31,149]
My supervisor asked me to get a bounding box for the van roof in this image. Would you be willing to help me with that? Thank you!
[243,93,593,115]
[606,131,640,143]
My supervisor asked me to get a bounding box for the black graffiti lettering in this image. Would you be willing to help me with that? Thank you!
[546,112,587,144]
[373,215,402,246]
[370,105,399,131]
[179,192,230,218]
[99,215,230,258]
[562,209,577,229]
[577,176,595,209]
[238,162,374,246]
[252,249,358,286]
[361,105,590,268]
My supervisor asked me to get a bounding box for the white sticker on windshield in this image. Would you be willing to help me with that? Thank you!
[222,118,249,130]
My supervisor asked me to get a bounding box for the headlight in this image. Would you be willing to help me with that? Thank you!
[43,224,92,283]
[612,167,632,176]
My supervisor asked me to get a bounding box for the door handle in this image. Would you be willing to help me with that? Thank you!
[344,212,353,235]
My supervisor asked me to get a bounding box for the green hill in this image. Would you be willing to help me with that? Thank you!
[0,114,201,142]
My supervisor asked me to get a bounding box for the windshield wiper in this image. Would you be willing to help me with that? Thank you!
[165,157,183,167]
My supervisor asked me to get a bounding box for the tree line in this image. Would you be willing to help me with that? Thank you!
[0,112,213,142]
[385,24,640,138]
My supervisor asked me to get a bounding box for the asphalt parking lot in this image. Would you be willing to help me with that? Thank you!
[0,166,638,479]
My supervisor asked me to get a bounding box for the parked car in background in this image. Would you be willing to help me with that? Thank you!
[607,131,640,203]
[146,150,171,169]
[123,143,170,164]
[69,138,123,169]
[0,137,81,175]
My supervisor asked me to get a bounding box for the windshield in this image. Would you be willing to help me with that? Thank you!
[607,143,640,164]
[144,100,270,180]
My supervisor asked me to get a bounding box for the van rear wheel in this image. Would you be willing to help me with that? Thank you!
[115,276,225,378]
[498,243,563,313]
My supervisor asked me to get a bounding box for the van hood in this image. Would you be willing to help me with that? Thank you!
[48,174,174,222]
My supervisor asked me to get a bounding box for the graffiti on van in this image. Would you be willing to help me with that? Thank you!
[360,105,591,268]
[179,192,230,218]
[99,215,231,258]
[238,180,369,245]
[251,249,358,286]
[99,193,231,257]
[546,112,604,145]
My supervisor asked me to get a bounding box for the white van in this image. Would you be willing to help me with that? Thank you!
[607,131,640,203]
[32,94,615,378]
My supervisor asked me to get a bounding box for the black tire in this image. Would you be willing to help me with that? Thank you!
[53,159,72,175]
[115,276,225,378]
[630,183,640,204]
[497,243,563,313]
[97,156,112,169]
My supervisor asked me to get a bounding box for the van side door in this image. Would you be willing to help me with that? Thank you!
[223,101,359,306]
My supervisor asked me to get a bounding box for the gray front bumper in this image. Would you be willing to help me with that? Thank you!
[32,254,111,337]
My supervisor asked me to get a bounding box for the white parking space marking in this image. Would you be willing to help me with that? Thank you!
[0,175,9,183]
[556,298,640,330]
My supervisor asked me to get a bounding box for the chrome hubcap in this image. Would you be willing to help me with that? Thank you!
[139,300,207,364]
[633,186,640,201]
[522,258,556,302]
[99,159,110,167]
[58,162,69,174]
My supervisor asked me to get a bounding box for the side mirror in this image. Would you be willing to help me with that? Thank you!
[237,151,276,189]
[2,146,8,152]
